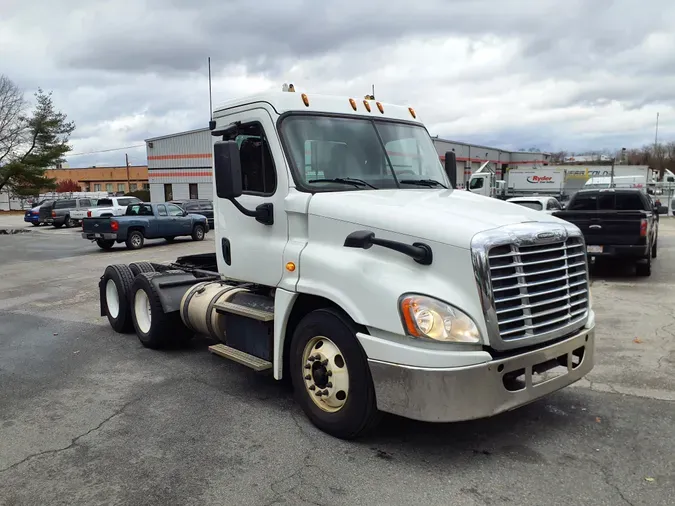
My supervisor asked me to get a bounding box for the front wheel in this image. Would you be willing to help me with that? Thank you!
[126,230,144,250]
[289,308,380,439]
[636,255,652,277]
[192,224,205,241]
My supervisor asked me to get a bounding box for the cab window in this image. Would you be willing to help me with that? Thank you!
[226,122,277,196]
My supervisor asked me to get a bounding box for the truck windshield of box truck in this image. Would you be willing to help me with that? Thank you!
[279,115,449,190]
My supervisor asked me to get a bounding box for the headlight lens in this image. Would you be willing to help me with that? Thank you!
[399,295,481,343]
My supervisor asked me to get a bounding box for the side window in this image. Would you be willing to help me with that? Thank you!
[469,177,484,190]
[233,122,277,195]
[79,199,91,207]
[546,199,557,210]
[157,205,168,216]
[167,204,184,216]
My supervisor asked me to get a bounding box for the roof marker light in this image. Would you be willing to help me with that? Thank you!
[301,93,309,107]
[349,98,357,111]
[408,107,416,119]
[376,101,384,114]
[363,100,371,112]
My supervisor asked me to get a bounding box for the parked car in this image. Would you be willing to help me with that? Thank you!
[506,196,563,214]
[24,200,49,226]
[170,199,214,228]
[71,196,142,220]
[553,188,662,276]
[81,202,209,250]
[48,198,96,228]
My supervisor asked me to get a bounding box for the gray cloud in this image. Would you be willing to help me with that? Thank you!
[1,0,674,168]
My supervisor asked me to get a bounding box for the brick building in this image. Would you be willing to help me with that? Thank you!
[45,165,149,193]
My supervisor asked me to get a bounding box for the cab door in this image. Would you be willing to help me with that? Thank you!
[213,107,289,286]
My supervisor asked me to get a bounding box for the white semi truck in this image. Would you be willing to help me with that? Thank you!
[468,164,565,198]
[97,90,595,439]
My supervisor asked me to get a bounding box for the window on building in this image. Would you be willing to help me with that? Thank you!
[118,183,125,192]
[225,122,276,195]
[164,184,173,201]
[157,204,168,216]
[143,183,150,190]
[94,184,101,192]
[130,183,138,191]
[106,183,113,192]
[189,183,198,199]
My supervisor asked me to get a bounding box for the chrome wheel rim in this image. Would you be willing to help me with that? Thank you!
[105,279,119,318]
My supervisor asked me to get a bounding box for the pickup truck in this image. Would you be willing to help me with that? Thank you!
[71,196,142,220]
[553,188,661,276]
[82,202,209,250]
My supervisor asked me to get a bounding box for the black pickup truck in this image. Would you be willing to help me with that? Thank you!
[553,189,663,276]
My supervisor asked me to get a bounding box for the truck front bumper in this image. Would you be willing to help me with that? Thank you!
[82,232,117,240]
[368,326,594,423]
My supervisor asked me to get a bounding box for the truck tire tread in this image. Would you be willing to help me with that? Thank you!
[289,307,380,439]
[130,272,191,349]
[102,264,136,333]
[128,261,156,277]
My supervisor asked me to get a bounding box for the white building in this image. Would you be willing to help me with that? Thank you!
[145,128,551,200]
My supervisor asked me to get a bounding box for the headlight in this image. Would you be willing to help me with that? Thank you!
[399,294,481,343]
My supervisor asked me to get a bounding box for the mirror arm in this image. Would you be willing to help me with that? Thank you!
[228,198,274,225]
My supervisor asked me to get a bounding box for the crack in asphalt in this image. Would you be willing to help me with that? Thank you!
[599,466,635,506]
[0,396,140,474]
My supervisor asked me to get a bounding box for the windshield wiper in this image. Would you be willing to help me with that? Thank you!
[399,179,447,188]
[308,177,378,189]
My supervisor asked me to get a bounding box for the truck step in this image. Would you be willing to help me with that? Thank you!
[213,301,274,322]
[208,344,272,372]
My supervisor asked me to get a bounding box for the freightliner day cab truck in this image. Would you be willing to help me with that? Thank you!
[97,89,595,439]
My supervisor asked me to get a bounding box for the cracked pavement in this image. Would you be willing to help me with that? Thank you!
[1,222,674,505]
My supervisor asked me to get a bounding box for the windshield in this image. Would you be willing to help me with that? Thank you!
[280,115,448,190]
[511,200,543,211]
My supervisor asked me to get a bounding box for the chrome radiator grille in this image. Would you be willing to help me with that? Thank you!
[488,237,589,342]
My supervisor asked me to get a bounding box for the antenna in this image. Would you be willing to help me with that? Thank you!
[372,84,375,99]
[208,57,215,130]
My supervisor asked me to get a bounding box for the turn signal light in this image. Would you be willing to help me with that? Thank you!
[286,262,296,272]
[110,220,119,232]
[376,101,384,114]
[301,93,309,107]
[348,98,357,111]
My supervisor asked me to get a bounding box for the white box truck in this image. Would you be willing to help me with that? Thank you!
[95,89,595,439]
[468,166,565,198]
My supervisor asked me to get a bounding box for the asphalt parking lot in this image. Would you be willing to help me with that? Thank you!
[1,218,674,506]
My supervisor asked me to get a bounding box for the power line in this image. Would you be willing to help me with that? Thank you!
[67,144,146,157]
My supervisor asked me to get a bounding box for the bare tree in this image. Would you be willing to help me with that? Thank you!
[0,75,27,166]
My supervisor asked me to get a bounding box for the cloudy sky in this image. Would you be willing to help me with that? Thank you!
[2,0,674,168]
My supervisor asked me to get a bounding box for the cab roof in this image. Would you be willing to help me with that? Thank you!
[213,91,423,124]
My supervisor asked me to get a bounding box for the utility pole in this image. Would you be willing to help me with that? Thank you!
[125,153,130,193]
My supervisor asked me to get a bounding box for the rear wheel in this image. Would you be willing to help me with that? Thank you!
[53,223,63,229]
[652,239,658,258]
[128,261,156,276]
[289,308,380,439]
[64,215,74,228]
[192,224,205,241]
[101,264,135,333]
[130,272,191,349]
[31,222,40,227]
[96,239,115,250]
[636,255,652,277]
[126,230,144,250]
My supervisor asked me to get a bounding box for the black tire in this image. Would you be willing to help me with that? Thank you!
[101,264,135,333]
[96,239,115,250]
[636,256,652,277]
[128,262,156,277]
[130,272,191,349]
[64,215,74,228]
[651,239,657,258]
[164,236,176,243]
[31,222,40,227]
[126,230,144,250]
[192,224,205,242]
[289,308,380,440]
[53,223,63,229]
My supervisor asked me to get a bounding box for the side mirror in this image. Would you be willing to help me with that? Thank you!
[214,140,243,199]
[444,151,457,189]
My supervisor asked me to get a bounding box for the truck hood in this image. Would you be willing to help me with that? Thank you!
[308,189,566,249]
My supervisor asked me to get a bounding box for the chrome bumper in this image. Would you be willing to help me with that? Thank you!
[368,326,594,423]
